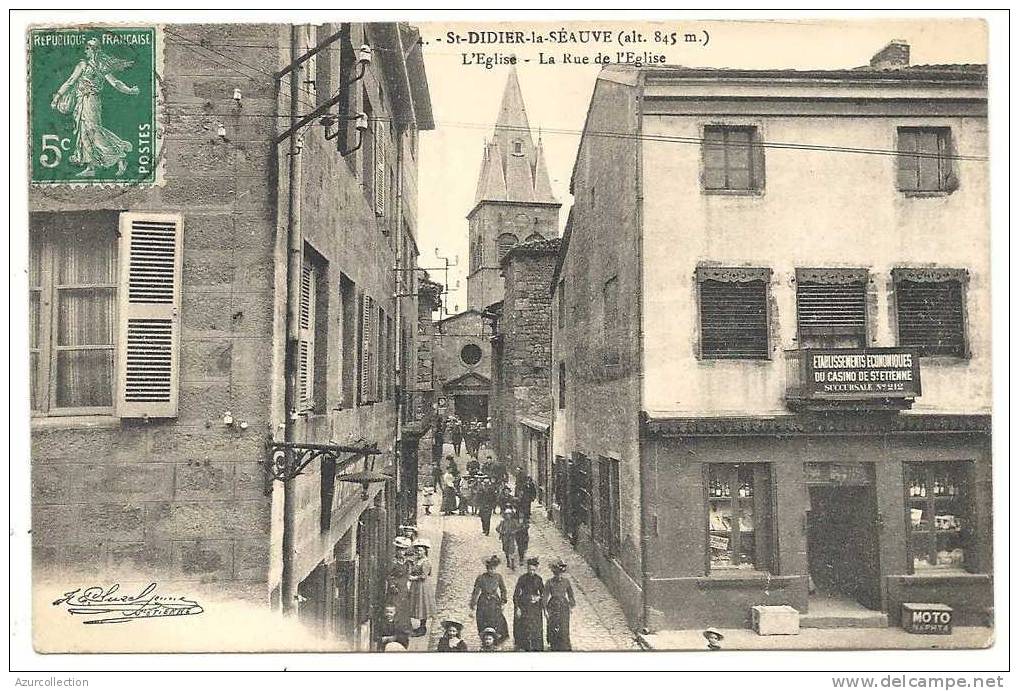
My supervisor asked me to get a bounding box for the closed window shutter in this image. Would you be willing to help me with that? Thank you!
[298,262,316,410]
[699,279,769,359]
[896,280,965,356]
[116,213,183,418]
[374,121,386,217]
[360,294,373,403]
[796,282,866,337]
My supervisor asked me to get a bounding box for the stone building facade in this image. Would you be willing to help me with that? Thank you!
[489,238,560,499]
[552,46,991,632]
[29,22,432,650]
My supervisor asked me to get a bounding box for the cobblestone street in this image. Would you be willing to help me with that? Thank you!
[419,448,639,652]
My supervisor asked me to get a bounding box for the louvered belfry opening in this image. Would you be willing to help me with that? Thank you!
[697,267,770,359]
[121,215,181,412]
[894,272,966,357]
[795,268,868,350]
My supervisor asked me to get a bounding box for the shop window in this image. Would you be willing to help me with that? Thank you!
[897,127,956,193]
[697,267,770,360]
[893,269,967,357]
[460,343,482,366]
[569,453,593,529]
[795,268,868,349]
[702,125,764,192]
[30,211,183,418]
[598,456,621,557]
[905,462,973,572]
[707,463,773,571]
[553,455,567,508]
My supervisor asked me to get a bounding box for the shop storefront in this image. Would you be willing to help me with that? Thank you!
[639,349,992,631]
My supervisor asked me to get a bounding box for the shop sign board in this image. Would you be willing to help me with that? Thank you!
[805,462,872,486]
[901,602,953,635]
[802,348,921,400]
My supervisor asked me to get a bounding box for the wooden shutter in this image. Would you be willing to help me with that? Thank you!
[360,294,373,403]
[796,270,867,338]
[116,213,183,418]
[374,121,386,217]
[298,261,316,410]
[698,276,769,359]
[895,279,965,356]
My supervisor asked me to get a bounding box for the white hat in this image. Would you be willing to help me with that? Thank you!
[412,537,431,550]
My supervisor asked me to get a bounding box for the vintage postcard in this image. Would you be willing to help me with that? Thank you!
[10,10,1005,676]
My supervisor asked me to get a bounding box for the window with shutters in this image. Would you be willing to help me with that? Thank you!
[702,125,764,193]
[374,120,387,218]
[335,24,356,163]
[893,268,968,357]
[707,463,774,572]
[795,268,868,349]
[897,127,956,194]
[697,267,771,360]
[297,246,328,413]
[338,274,357,408]
[359,293,377,405]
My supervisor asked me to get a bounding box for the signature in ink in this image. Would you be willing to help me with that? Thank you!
[52,583,204,624]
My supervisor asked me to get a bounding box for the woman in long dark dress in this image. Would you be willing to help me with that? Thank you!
[469,555,508,643]
[512,557,545,651]
[544,558,576,651]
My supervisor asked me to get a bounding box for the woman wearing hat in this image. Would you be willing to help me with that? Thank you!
[469,555,508,644]
[544,558,576,651]
[436,620,468,652]
[408,538,435,636]
[512,556,545,651]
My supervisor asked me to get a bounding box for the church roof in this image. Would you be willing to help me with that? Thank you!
[473,67,559,207]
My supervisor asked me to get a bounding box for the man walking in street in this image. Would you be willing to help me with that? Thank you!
[477,477,497,536]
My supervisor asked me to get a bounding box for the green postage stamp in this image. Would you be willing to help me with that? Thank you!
[29,26,157,185]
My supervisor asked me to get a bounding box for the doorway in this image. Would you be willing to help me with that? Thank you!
[806,484,881,610]
[454,394,488,422]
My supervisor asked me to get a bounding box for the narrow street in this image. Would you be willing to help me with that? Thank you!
[418,447,640,652]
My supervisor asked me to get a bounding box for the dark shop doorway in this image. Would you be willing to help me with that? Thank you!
[806,483,882,611]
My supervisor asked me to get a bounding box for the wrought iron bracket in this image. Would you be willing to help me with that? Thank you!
[263,440,381,495]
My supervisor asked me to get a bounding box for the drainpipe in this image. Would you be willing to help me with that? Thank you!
[281,25,304,615]
[393,120,406,523]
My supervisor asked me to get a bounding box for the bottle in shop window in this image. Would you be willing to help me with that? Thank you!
[723,481,730,498]
[919,481,926,498]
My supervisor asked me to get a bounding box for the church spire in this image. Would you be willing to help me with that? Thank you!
[473,66,558,206]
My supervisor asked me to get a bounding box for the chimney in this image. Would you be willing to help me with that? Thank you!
[869,40,910,69]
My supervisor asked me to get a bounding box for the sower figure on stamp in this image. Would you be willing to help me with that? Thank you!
[469,555,509,644]
[50,38,139,178]
[513,557,545,651]
[544,558,576,651]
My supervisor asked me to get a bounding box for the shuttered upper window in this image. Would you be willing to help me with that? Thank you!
[796,268,868,349]
[897,127,956,193]
[30,211,183,419]
[697,267,770,360]
[893,268,967,357]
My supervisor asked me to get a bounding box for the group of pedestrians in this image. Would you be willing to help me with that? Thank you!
[423,431,578,653]
[434,415,490,460]
[376,526,436,651]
